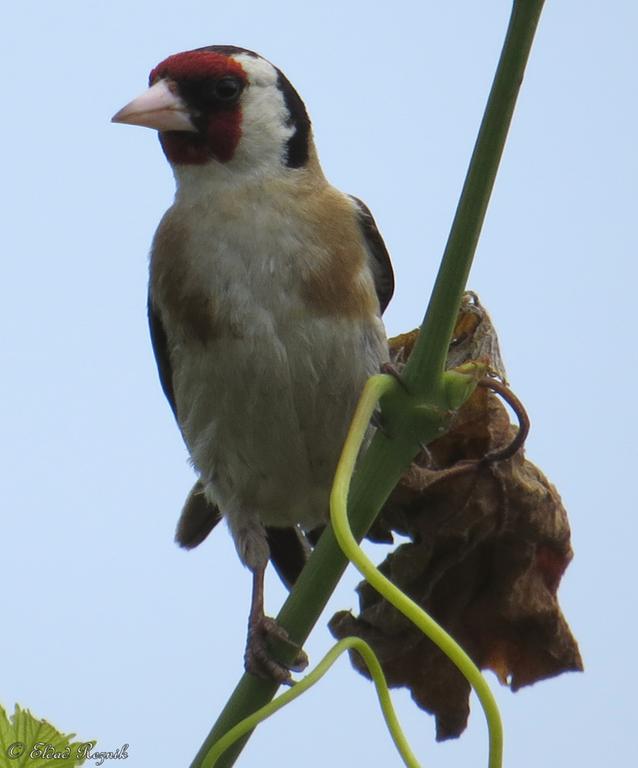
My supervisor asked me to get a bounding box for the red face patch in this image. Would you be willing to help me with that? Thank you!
[149,50,246,86]
[149,50,247,166]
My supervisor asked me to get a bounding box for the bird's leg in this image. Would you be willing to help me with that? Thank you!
[244,564,308,686]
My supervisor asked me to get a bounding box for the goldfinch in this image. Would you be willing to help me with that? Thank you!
[113,45,394,683]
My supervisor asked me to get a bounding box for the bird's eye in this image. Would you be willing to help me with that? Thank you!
[214,77,243,102]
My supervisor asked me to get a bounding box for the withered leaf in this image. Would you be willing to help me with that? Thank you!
[329,295,583,741]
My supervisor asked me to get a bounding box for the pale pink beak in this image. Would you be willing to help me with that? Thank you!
[111,79,197,132]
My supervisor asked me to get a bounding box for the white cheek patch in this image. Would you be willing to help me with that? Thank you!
[231,54,295,171]
[235,53,279,86]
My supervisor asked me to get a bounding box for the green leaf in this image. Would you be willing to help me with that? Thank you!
[0,704,95,767]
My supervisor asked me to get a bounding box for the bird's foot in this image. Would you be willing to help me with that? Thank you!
[381,361,410,391]
[245,614,309,686]
[373,362,411,440]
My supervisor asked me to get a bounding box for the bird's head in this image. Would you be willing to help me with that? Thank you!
[112,46,312,178]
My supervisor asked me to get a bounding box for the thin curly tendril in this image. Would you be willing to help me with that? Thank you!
[329,374,503,768]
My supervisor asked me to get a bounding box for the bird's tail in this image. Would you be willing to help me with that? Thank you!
[175,481,221,549]
[175,481,319,589]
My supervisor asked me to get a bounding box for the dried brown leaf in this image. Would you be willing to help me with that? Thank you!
[329,294,582,740]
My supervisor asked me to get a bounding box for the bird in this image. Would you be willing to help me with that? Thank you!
[112,45,394,684]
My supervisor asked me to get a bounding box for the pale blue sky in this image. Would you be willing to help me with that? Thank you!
[2,2,636,766]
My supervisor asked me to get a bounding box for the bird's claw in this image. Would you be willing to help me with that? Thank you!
[380,361,409,391]
[245,615,309,686]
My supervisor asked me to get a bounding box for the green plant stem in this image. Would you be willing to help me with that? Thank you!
[189,2,545,766]
[403,0,546,402]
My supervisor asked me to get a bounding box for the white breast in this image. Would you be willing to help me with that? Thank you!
[152,176,388,567]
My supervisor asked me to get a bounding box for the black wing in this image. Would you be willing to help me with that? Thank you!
[349,195,394,314]
[148,295,177,418]
[149,303,226,550]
